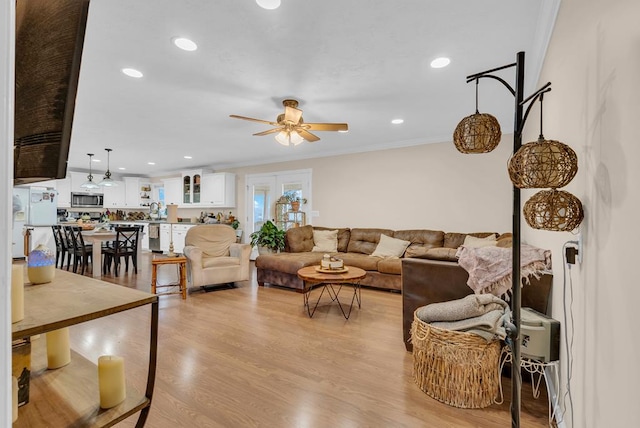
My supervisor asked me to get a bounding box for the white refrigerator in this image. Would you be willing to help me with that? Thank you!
[12,186,58,258]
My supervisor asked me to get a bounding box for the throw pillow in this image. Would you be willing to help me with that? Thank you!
[371,234,411,258]
[463,234,497,248]
[311,229,338,252]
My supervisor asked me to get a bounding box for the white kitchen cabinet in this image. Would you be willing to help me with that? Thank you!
[181,169,210,205]
[132,222,150,250]
[102,181,125,208]
[160,223,194,254]
[123,177,151,208]
[56,177,71,208]
[162,177,182,206]
[201,173,236,207]
[69,171,91,193]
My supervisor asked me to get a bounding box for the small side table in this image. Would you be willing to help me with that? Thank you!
[151,255,187,299]
[297,265,366,319]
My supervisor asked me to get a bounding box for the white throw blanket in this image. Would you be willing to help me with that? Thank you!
[456,244,552,297]
[416,294,510,342]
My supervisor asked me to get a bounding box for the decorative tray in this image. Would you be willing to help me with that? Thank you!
[315,266,349,274]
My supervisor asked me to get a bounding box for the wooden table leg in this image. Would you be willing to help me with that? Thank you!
[151,263,158,295]
[180,261,187,300]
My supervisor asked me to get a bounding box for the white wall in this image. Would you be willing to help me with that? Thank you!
[227,137,514,234]
[522,0,640,426]
[1,1,14,426]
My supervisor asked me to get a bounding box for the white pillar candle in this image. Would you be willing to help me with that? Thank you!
[46,328,71,369]
[11,264,24,323]
[12,376,18,422]
[98,355,126,409]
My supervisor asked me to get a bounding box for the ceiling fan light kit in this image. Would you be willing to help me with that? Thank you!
[230,98,348,146]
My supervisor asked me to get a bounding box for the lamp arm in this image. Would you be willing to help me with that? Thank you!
[466,74,516,96]
[466,61,517,81]
[519,86,553,135]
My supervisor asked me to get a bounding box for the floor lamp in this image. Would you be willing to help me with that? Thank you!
[454,51,553,428]
[166,204,178,257]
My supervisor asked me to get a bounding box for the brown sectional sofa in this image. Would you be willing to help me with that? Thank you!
[255,225,500,292]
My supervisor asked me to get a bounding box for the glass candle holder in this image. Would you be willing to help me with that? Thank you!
[27,244,56,284]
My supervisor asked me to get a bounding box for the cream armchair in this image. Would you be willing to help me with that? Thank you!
[183,225,251,290]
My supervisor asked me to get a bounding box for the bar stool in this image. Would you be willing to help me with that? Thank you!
[151,255,187,299]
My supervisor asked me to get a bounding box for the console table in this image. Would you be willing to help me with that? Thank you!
[12,269,158,427]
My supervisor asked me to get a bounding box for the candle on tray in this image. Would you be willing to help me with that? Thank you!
[11,264,24,323]
[46,328,71,369]
[98,355,126,409]
[12,376,18,422]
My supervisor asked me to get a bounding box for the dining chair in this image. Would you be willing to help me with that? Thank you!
[67,225,93,275]
[51,225,68,269]
[102,226,140,276]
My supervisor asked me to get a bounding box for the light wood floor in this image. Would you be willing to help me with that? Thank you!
[66,252,552,428]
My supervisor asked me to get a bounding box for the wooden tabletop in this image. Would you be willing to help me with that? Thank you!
[297,265,366,283]
[152,255,187,265]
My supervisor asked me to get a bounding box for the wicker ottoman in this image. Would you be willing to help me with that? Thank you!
[411,311,501,409]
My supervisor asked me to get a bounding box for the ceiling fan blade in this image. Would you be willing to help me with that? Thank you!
[298,129,320,142]
[253,128,282,136]
[229,115,278,126]
[284,106,303,124]
[304,122,349,132]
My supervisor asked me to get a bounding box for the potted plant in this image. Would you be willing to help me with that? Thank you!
[249,220,286,254]
[283,190,307,212]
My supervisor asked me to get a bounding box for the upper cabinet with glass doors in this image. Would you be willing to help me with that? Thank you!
[181,169,209,205]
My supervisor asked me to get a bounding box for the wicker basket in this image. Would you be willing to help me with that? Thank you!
[411,311,501,409]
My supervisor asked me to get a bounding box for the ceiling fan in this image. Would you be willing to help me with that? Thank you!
[230,99,348,145]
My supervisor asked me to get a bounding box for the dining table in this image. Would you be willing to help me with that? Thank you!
[81,230,145,278]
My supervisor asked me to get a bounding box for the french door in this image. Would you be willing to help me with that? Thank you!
[245,169,311,258]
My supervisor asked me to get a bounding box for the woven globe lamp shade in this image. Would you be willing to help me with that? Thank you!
[508,139,578,189]
[453,113,502,154]
[523,189,584,232]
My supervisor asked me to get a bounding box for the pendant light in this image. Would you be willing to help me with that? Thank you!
[508,93,578,189]
[80,153,100,190]
[99,148,118,187]
[453,79,502,154]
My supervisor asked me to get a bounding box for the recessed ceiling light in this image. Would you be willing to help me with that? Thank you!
[256,0,281,10]
[173,37,197,51]
[391,119,404,124]
[118,167,126,170]
[430,57,451,69]
[184,155,193,159]
[147,162,155,165]
[122,68,143,78]
[338,130,349,133]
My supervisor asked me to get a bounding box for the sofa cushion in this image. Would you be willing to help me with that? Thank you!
[497,232,512,248]
[377,258,402,275]
[338,253,382,271]
[411,247,459,262]
[443,232,497,249]
[395,229,445,257]
[314,226,351,252]
[347,228,395,255]
[463,234,497,248]
[202,256,241,269]
[256,252,324,275]
[285,225,314,253]
[311,229,338,252]
[371,234,411,258]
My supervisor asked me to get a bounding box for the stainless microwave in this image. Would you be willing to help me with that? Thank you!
[71,192,104,208]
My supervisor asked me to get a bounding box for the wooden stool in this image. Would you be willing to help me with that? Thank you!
[151,255,187,299]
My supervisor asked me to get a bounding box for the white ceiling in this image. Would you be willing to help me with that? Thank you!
[67,0,559,177]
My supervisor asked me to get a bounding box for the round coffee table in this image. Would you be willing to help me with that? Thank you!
[297,265,366,319]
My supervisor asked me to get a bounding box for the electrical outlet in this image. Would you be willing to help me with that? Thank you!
[577,233,583,263]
